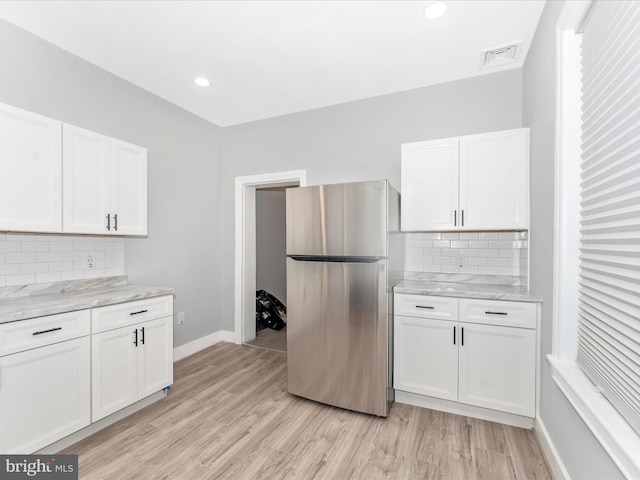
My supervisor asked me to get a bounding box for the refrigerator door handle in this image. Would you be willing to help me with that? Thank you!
[288,255,383,263]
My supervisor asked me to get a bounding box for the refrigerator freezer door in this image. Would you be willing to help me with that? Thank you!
[286,257,388,416]
[286,180,388,257]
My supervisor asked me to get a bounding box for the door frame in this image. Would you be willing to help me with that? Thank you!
[234,170,307,344]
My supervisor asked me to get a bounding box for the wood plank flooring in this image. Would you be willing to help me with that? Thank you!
[64,342,552,480]
[245,327,287,352]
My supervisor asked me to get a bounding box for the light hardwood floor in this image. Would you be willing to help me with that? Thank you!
[64,342,552,479]
[245,327,287,352]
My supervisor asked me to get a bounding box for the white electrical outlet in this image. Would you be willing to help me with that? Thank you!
[178,312,185,325]
[87,255,94,269]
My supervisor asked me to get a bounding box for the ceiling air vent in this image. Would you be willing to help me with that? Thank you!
[481,42,522,69]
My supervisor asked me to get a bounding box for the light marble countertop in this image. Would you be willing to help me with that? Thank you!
[0,276,175,324]
[394,279,542,303]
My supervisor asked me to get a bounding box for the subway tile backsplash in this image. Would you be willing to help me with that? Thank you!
[1,230,526,288]
[0,232,124,287]
[405,231,529,286]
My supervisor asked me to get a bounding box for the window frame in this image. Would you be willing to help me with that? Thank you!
[550,1,640,477]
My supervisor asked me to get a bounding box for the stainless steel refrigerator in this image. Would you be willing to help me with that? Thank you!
[285,180,403,417]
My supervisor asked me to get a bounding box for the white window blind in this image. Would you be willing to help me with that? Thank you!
[578,0,640,436]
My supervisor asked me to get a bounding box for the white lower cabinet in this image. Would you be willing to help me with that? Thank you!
[394,316,458,401]
[91,324,138,420]
[137,317,174,399]
[91,296,173,422]
[0,294,174,453]
[0,311,91,453]
[394,293,537,419]
[457,322,536,416]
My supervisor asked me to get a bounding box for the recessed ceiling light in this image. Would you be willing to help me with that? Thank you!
[193,77,210,87]
[423,1,448,20]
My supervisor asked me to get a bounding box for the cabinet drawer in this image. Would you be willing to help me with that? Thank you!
[458,298,536,329]
[92,295,173,333]
[0,310,90,356]
[394,294,458,321]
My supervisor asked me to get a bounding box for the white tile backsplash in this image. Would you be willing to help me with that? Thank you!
[0,232,125,286]
[0,242,21,253]
[35,252,62,262]
[405,231,529,286]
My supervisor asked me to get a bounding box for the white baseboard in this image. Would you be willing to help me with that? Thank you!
[395,390,534,429]
[173,330,236,361]
[534,417,570,480]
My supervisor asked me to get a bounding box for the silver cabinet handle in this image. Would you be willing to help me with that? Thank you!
[415,305,435,310]
[106,213,111,231]
[130,310,148,316]
[485,311,508,315]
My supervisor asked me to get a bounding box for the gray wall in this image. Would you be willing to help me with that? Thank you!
[0,20,222,348]
[522,2,623,478]
[218,70,523,329]
[255,190,287,303]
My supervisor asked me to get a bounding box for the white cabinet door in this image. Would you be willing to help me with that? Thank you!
[137,316,173,399]
[0,102,62,232]
[91,314,172,422]
[63,124,147,235]
[394,293,538,420]
[91,326,138,422]
[62,124,110,234]
[0,337,90,453]
[459,129,529,230]
[458,322,536,417]
[401,138,459,231]
[394,315,458,401]
[111,139,147,235]
[401,128,529,231]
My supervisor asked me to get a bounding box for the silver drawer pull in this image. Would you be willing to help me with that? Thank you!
[130,309,149,316]
[485,311,508,315]
[33,327,62,336]
[416,305,435,310]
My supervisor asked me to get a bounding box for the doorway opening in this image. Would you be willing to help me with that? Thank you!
[234,170,306,349]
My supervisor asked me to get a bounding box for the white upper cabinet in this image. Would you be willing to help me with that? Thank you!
[401,128,529,231]
[459,129,529,230]
[0,102,147,236]
[0,102,62,232]
[401,137,459,231]
[62,124,110,234]
[63,124,147,235]
[111,139,147,235]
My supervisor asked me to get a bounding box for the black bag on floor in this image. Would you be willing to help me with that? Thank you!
[255,290,287,331]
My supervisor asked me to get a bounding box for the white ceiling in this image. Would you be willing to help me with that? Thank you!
[0,1,546,127]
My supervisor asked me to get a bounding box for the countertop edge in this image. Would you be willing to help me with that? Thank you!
[394,281,543,303]
[0,286,175,324]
